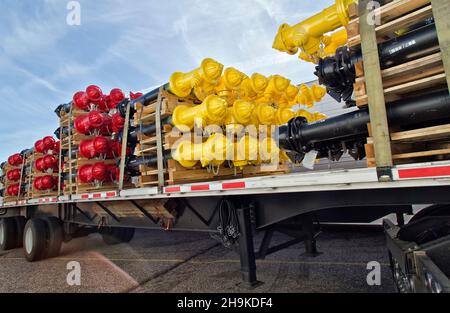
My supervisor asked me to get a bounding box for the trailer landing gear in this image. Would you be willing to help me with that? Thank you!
[237,204,263,289]
[236,204,321,288]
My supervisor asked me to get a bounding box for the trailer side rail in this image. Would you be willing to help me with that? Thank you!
[2,160,450,208]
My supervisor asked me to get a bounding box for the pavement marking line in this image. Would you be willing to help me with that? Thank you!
[123,243,222,293]
[0,257,390,267]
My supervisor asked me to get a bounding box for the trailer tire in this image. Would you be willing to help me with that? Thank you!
[44,217,64,258]
[101,228,122,245]
[0,218,18,251]
[101,227,135,245]
[14,216,27,248]
[23,218,48,262]
[118,228,135,243]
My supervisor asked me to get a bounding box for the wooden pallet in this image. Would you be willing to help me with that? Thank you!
[133,89,196,127]
[63,157,120,194]
[347,0,445,107]
[354,52,445,106]
[2,155,29,201]
[365,123,450,167]
[166,159,241,185]
[346,0,433,47]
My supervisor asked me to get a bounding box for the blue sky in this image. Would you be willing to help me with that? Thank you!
[0,0,333,162]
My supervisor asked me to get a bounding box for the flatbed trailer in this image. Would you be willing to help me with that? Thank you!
[1,160,450,290]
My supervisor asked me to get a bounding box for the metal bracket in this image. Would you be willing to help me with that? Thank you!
[155,88,165,191]
[377,166,393,182]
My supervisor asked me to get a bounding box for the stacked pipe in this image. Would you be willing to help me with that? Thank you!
[119,58,331,176]
[2,152,26,199]
[277,91,450,163]
[314,23,440,106]
[54,85,141,193]
[272,0,356,63]
[31,136,60,194]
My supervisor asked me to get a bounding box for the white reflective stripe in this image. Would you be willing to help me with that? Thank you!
[29,197,58,204]
[392,168,400,181]
[72,190,118,201]
[209,183,222,191]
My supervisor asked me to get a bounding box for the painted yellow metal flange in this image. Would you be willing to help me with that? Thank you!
[275,107,296,125]
[172,133,232,168]
[313,112,328,121]
[233,135,260,169]
[272,0,355,58]
[172,95,228,130]
[322,28,348,57]
[225,100,256,126]
[239,73,269,101]
[299,29,348,63]
[172,141,200,168]
[214,67,246,98]
[251,103,277,126]
[276,84,300,108]
[169,58,224,98]
[297,84,326,108]
[264,75,291,102]
[296,109,315,123]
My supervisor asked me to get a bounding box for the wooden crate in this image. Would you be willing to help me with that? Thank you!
[346,0,446,107]
[63,156,120,194]
[2,161,27,202]
[346,0,433,47]
[366,123,450,167]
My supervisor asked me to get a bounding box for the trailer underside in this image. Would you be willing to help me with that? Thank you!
[1,160,450,287]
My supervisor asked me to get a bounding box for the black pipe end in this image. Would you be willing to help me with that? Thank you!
[116,99,136,118]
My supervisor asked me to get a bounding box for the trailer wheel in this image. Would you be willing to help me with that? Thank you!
[101,227,135,245]
[119,228,135,243]
[0,218,18,251]
[23,218,48,262]
[43,217,64,258]
[14,216,27,248]
[388,252,414,293]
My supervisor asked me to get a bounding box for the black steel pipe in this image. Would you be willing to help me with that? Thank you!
[54,127,71,140]
[126,116,172,145]
[125,152,171,175]
[55,102,72,118]
[116,84,170,118]
[315,23,439,106]
[278,91,450,162]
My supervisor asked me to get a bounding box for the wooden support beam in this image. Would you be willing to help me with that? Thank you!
[118,102,131,191]
[431,0,450,92]
[359,0,393,179]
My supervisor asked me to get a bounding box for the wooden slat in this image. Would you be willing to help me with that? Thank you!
[393,148,450,160]
[391,124,450,143]
[356,73,447,106]
[431,0,450,92]
[354,52,444,96]
[376,5,433,38]
[348,0,432,47]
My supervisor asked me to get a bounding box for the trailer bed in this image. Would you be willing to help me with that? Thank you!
[3,160,450,207]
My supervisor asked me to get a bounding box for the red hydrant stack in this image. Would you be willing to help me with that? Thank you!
[58,85,137,194]
[30,136,61,197]
[1,152,27,202]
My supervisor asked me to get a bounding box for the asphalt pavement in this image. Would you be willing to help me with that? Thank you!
[0,226,396,293]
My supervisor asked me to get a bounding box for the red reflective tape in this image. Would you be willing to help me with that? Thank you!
[106,192,116,197]
[398,166,450,179]
[165,186,181,193]
[191,185,210,191]
[222,182,246,190]
[93,193,102,199]
[81,194,89,199]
